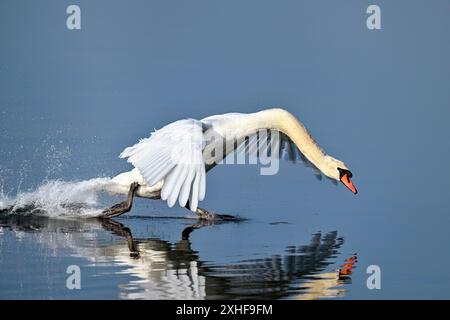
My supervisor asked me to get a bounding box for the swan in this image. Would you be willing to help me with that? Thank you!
[102,108,357,219]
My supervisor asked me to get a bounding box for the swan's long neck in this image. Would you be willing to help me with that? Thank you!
[255,108,332,176]
[204,108,343,179]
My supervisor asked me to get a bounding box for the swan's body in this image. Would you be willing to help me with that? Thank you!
[104,108,357,217]
[108,168,162,198]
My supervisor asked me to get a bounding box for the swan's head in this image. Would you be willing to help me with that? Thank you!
[323,156,357,194]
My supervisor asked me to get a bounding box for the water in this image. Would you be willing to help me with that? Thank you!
[0,215,353,300]
[0,176,359,300]
[1,0,450,299]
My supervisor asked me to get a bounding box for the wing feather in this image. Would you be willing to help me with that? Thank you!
[231,130,336,184]
[189,169,201,211]
[120,119,205,211]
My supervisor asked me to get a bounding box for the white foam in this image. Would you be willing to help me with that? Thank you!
[0,177,114,218]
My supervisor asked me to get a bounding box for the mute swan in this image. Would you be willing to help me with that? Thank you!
[102,108,357,219]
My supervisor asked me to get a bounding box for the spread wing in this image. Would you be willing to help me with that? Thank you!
[119,119,206,211]
[232,130,337,184]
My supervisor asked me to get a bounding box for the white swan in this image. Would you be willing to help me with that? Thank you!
[103,108,357,219]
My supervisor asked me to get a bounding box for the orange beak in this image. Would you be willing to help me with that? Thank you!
[340,173,358,194]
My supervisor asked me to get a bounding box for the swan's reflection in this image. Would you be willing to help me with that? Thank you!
[0,215,356,300]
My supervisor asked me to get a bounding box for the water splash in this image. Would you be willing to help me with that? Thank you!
[0,188,12,210]
[0,178,114,218]
[42,132,72,180]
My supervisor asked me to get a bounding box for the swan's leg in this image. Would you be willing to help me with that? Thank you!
[100,182,140,219]
[185,202,241,221]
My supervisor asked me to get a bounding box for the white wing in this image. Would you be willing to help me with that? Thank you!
[119,119,206,212]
